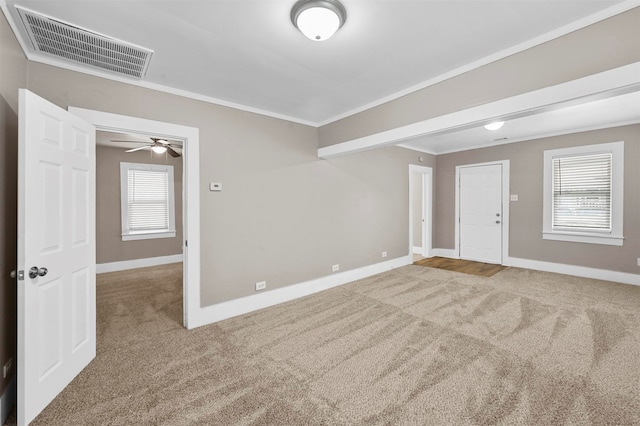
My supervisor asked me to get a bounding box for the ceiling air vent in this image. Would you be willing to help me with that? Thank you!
[16,6,153,79]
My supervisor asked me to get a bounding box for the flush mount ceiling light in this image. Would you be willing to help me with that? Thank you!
[484,121,505,131]
[291,0,347,41]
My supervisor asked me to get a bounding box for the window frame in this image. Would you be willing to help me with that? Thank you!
[120,162,176,241]
[542,141,624,246]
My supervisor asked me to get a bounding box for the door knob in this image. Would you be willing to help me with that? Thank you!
[29,266,48,279]
[496,220,501,224]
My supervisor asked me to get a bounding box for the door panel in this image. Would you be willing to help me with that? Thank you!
[18,89,96,425]
[459,164,502,264]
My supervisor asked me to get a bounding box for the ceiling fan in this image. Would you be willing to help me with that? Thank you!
[111,137,182,157]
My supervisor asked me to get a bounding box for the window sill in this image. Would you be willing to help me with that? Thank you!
[122,231,176,241]
[542,231,623,246]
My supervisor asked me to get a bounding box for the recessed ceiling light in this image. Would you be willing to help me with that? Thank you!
[291,0,347,41]
[484,121,505,131]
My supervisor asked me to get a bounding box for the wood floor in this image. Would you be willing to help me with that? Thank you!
[414,256,507,277]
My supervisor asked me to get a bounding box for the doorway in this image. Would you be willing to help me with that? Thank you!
[409,165,433,259]
[68,107,201,329]
[455,160,510,264]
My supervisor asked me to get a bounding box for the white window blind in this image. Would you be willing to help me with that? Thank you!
[552,152,612,231]
[127,169,170,231]
[120,162,175,241]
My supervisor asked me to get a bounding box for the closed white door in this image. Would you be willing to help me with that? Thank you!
[459,164,502,264]
[17,89,96,425]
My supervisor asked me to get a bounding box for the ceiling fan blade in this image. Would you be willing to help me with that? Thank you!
[111,140,147,144]
[167,146,181,157]
[125,146,151,153]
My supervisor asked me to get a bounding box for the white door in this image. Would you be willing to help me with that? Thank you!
[459,164,502,264]
[17,89,96,425]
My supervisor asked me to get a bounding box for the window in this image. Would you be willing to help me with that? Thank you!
[543,141,623,246]
[120,162,176,241]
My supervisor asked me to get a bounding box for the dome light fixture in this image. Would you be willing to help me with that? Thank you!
[291,0,347,41]
[151,145,167,154]
[484,121,505,131]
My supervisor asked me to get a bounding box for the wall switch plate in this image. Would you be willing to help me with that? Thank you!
[3,358,12,379]
[637,258,640,267]
[255,281,266,291]
[510,194,518,202]
[382,251,387,258]
[209,182,222,191]
[332,264,339,272]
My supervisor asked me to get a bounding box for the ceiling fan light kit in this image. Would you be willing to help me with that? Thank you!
[291,0,346,41]
[112,137,182,157]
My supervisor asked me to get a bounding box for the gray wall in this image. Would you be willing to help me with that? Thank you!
[318,8,640,147]
[0,11,27,399]
[96,143,183,264]
[434,125,640,274]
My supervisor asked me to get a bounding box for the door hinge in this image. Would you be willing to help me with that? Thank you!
[185,240,188,247]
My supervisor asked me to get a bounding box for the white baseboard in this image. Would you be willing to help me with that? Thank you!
[431,248,458,258]
[96,254,183,274]
[0,376,16,426]
[507,257,640,286]
[191,255,413,328]
[412,246,423,254]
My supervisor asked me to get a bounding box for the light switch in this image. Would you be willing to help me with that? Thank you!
[510,194,518,202]
[210,182,222,191]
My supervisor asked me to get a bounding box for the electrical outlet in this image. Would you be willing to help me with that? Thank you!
[255,281,266,291]
[3,358,12,379]
[332,264,339,272]
[382,251,387,258]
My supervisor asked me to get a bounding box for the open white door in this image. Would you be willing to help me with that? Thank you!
[17,89,96,425]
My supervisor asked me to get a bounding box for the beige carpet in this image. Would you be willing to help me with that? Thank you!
[10,262,640,425]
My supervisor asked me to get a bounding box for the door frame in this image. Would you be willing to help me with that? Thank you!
[409,165,433,258]
[68,107,201,329]
[454,160,510,264]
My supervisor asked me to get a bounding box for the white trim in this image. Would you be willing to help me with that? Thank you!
[455,160,510,265]
[121,231,176,241]
[0,375,16,426]
[119,162,176,241]
[412,246,423,254]
[67,107,201,329]
[2,1,638,127]
[409,165,433,259]
[318,63,640,158]
[542,141,624,246]
[506,257,640,286]
[96,254,183,274]
[431,249,459,259]
[189,256,412,328]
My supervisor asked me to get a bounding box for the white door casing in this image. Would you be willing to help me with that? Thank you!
[409,165,433,258]
[457,163,505,264]
[17,89,96,425]
[68,107,201,329]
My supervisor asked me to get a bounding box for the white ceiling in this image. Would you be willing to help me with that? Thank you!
[3,0,638,130]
